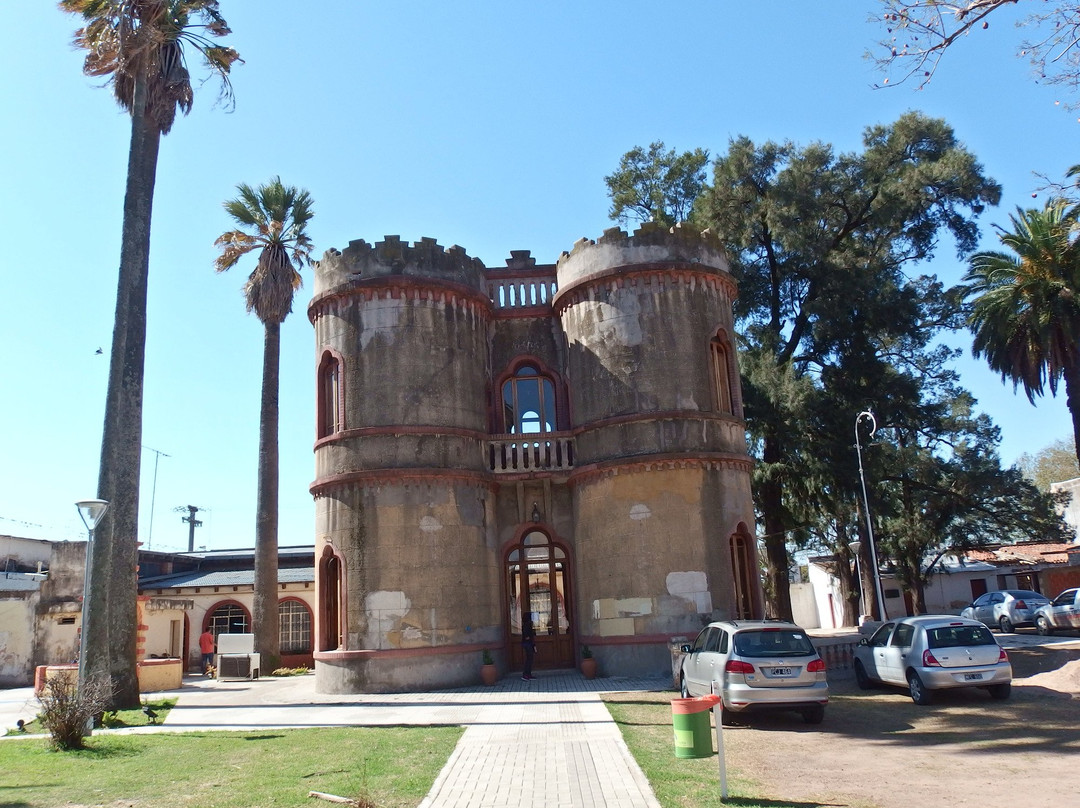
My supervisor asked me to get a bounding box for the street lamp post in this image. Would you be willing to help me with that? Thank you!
[854,412,887,621]
[76,498,109,734]
[847,539,864,621]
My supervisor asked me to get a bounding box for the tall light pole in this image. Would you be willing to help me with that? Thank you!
[76,498,109,734]
[854,412,887,620]
[847,539,864,621]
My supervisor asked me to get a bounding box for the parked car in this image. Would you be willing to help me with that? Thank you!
[678,620,828,724]
[960,589,1050,632]
[853,615,1012,704]
[1034,588,1080,634]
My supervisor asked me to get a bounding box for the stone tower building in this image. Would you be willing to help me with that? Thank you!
[308,223,761,693]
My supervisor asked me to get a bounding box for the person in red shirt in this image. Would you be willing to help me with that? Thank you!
[199,629,216,675]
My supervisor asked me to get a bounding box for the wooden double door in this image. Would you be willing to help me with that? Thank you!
[506,530,575,670]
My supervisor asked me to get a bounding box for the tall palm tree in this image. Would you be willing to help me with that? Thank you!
[964,201,1080,469]
[60,0,239,708]
[215,178,315,670]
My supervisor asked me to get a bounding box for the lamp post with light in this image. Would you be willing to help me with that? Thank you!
[76,498,109,733]
[854,412,887,620]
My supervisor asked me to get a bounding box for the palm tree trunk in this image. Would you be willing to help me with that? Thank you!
[86,71,159,711]
[1064,362,1080,470]
[254,321,281,670]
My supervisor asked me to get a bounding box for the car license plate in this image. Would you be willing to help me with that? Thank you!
[770,667,793,676]
[963,673,983,681]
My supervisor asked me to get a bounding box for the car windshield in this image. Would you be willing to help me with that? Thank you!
[733,629,815,657]
[926,624,997,649]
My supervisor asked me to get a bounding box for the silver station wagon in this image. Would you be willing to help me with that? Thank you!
[679,620,829,724]
[853,615,1012,704]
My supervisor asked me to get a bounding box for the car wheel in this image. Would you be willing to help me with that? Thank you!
[908,671,933,705]
[988,682,1011,700]
[998,615,1015,633]
[801,705,825,725]
[720,708,737,726]
[679,675,689,698]
[1036,615,1054,636]
[854,660,873,691]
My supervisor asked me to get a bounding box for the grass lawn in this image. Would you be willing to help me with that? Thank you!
[0,725,463,808]
[603,691,812,808]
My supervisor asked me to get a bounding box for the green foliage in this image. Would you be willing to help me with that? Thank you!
[270,666,311,677]
[36,671,113,751]
[695,111,1000,618]
[604,141,709,227]
[481,649,494,665]
[1017,436,1080,491]
[0,725,462,808]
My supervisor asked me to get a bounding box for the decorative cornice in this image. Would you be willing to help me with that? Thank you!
[553,264,737,316]
[571,409,743,436]
[315,424,488,451]
[311,468,496,498]
[308,275,493,324]
[569,453,754,486]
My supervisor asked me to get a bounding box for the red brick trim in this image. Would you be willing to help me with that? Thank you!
[553,263,737,315]
[311,468,496,497]
[315,424,488,451]
[308,276,493,323]
[569,453,753,486]
[571,409,740,436]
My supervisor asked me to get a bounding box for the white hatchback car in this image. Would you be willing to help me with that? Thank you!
[853,615,1012,704]
[679,620,829,724]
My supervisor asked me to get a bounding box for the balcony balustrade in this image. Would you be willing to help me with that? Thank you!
[488,433,574,474]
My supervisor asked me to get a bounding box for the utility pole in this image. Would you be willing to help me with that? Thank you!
[175,505,206,552]
[143,446,170,549]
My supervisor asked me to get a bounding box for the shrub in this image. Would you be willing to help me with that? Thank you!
[37,670,113,750]
[270,666,310,677]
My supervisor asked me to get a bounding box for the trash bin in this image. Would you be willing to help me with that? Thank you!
[671,694,720,759]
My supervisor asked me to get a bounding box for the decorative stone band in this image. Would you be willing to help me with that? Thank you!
[314,642,501,662]
[310,467,497,498]
[307,274,494,324]
[568,452,754,486]
[553,262,737,316]
[572,409,742,436]
[314,424,490,450]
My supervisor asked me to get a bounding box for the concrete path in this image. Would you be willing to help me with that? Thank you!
[2,671,668,808]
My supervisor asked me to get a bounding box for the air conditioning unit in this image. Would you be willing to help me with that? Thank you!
[214,633,261,681]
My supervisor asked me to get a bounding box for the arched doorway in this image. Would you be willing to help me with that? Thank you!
[506,530,574,670]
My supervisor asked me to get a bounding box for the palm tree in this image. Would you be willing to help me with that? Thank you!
[964,201,1080,469]
[60,0,239,708]
[215,178,315,670]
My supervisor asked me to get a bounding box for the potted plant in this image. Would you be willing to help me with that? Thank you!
[480,650,498,686]
[580,645,597,679]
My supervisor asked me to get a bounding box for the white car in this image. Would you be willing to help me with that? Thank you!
[853,615,1012,704]
[1035,588,1080,634]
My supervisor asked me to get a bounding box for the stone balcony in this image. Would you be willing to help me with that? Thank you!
[487,433,574,475]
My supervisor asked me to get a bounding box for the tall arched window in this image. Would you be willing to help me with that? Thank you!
[502,364,556,434]
[318,352,342,438]
[279,599,312,655]
[710,334,733,415]
[320,551,342,651]
[730,530,755,619]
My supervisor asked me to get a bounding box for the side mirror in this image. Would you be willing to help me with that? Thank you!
[680,644,692,653]
[857,638,869,647]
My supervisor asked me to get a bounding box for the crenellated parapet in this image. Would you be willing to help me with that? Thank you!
[313,235,488,298]
[554,222,735,311]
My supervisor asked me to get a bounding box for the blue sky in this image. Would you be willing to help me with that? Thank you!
[1,2,1075,551]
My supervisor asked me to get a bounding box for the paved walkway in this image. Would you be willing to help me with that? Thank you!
[2,671,669,808]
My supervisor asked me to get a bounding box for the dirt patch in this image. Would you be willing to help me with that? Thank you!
[622,645,1080,808]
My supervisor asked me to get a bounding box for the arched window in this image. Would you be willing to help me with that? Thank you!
[317,352,342,438]
[207,602,250,636]
[730,530,755,619]
[502,364,556,434]
[320,550,342,651]
[710,334,733,415]
[279,599,312,654]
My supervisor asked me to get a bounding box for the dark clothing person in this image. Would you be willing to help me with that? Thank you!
[521,620,536,680]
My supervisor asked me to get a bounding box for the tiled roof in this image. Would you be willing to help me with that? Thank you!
[965,541,1077,566]
[140,566,314,590]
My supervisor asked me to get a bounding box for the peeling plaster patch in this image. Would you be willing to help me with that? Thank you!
[629,504,651,521]
[593,598,653,620]
[402,625,423,641]
[596,618,635,637]
[419,516,442,533]
[666,571,713,614]
[365,590,411,648]
[358,298,403,350]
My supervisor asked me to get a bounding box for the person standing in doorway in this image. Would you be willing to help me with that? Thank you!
[521,615,536,681]
[199,628,216,675]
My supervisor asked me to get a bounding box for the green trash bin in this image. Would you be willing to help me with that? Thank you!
[671,694,720,758]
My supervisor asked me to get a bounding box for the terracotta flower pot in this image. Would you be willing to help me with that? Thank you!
[581,657,597,679]
[481,663,498,686]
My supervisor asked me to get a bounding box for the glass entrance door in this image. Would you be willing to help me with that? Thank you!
[506,531,574,670]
